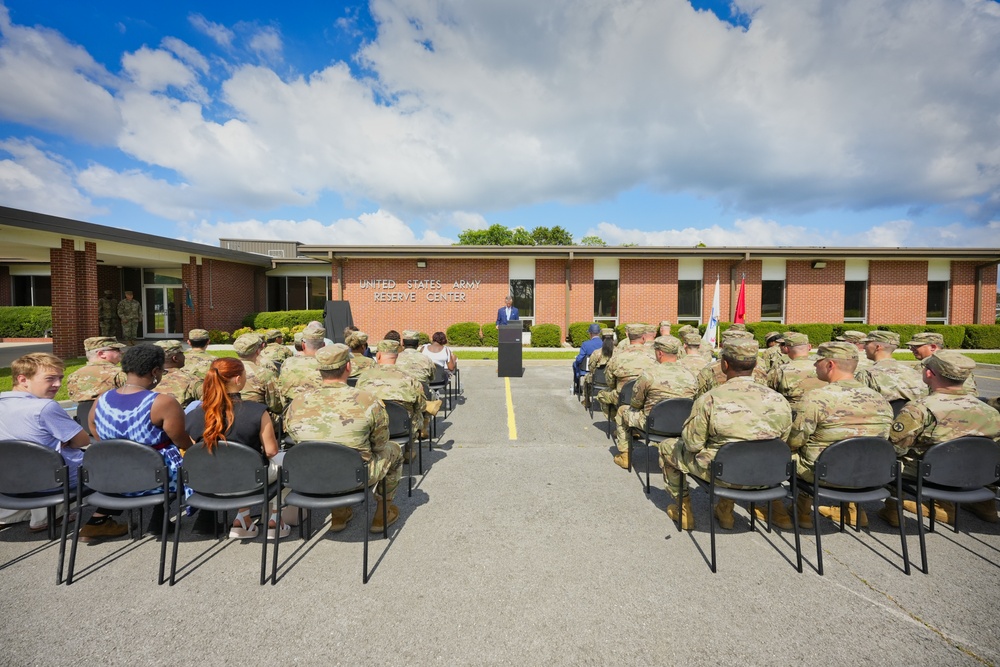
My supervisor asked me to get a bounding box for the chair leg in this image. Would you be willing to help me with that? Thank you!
[952,502,960,533]
[709,490,718,573]
[791,486,802,574]
[645,443,651,495]
[169,500,183,586]
[418,432,424,475]
[813,497,824,576]
[258,500,269,586]
[363,492,370,584]
[56,503,70,584]
[66,490,86,585]
[916,494,929,575]
[407,441,414,498]
[157,497,169,585]
[46,506,56,541]
[897,494,910,576]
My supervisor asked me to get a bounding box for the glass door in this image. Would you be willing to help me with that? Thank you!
[143,286,181,338]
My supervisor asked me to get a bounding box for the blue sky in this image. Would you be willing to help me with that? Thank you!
[1,0,998,248]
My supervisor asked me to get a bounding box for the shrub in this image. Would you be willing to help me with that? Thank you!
[418,332,431,346]
[963,324,1000,349]
[208,329,232,344]
[830,324,876,340]
[0,307,53,338]
[481,323,499,347]
[252,310,324,329]
[530,323,562,347]
[569,322,596,347]
[923,325,966,349]
[231,326,253,339]
[447,322,483,347]
[788,324,834,346]
[615,322,646,342]
[241,313,258,328]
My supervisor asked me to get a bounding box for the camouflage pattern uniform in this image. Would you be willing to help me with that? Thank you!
[285,383,402,501]
[582,329,615,407]
[277,355,323,407]
[349,353,375,377]
[759,345,789,375]
[678,350,711,375]
[98,291,118,337]
[184,329,214,379]
[614,338,697,454]
[903,332,978,395]
[259,339,293,371]
[356,363,427,443]
[396,348,436,385]
[767,358,828,415]
[153,367,203,408]
[232,333,283,415]
[117,295,142,344]
[694,360,768,399]
[597,333,656,420]
[856,359,926,402]
[66,360,126,402]
[836,331,872,372]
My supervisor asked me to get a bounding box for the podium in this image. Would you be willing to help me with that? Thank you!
[497,324,523,377]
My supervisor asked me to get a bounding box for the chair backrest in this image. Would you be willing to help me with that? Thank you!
[0,440,67,494]
[75,400,95,436]
[430,365,449,385]
[592,367,607,386]
[182,441,267,495]
[82,439,167,494]
[422,383,433,400]
[346,376,358,387]
[280,441,366,495]
[383,401,412,440]
[617,379,636,407]
[814,437,897,487]
[646,398,694,437]
[889,399,908,419]
[919,436,1000,488]
[712,439,791,487]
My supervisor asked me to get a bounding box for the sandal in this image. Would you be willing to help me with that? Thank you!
[228,509,259,539]
[267,511,290,539]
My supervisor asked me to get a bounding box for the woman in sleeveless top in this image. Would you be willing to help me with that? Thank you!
[421,331,457,374]
[185,357,291,539]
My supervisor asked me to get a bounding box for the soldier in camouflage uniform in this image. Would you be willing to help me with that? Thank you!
[116,291,142,345]
[758,331,788,374]
[357,339,427,447]
[855,330,926,402]
[284,344,403,533]
[767,332,828,415]
[258,329,293,371]
[788,342,893,528]
[277,325,326,407]
[835,330,873,372]
[693,330,768,399]
[678,333,711,374]
[232,333,283,415]
[904,332,977,395]
[582,329,616,409]
[880,351,1000,526]
[612,336,697,469]
[396,330,436,385]
[661,339,793,530]
[184,329,215,379]
[347,330,375,377]
[678,324,714,361]
[98,290,118,337]
[66,337,126,402]
[597,324,656,421]
[152,340,202,408]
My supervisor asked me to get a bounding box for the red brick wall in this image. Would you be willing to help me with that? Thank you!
[193,259,263,333]
[50,239,97,357]
[950,261,976,325]
[619,259,679,325]
[733,259,763,322]
[535,259,566,335]
[568,259,595,325]
[702,260,734,324]
[977,266,998,324]
[785,260,845,324]
[868,260,928,325]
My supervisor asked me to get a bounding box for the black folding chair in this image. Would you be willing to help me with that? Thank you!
[384,401,418,496]
[273,441,379,584]
[607,379,636,440]
[428,365,452,418]
[629,398,693,494]
[0,440,79,584]
[67,439,173,585]
[422,383,438,445]
[681,439,802,574]
[797,437,909,576]
[74,400,95,438]
[900,436,1000,574]
[587,367,608,419]
[889,399,908,419]
[170,441,277,585]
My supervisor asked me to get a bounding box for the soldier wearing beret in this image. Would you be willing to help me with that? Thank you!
[767,332,827,415]
[787,342,893,528]
[356,339,427,449]
[277,325,327,406]
[258,329,293,371]
[152,340,202,408]
[612,336,697,469]
[598,324,656,421]
[879,351,1000,526]
[855,331,927,402]
[232,333,282,415]
[98,290,119,338]
[660,338,793,531]
[905,332,978,395]
[184,329,215,379]
[66,337,127,402]
[396,329,436,385]
[284,344,403,533]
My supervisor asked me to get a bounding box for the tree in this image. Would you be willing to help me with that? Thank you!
[456,224,519,245]
[579,235,607,246]
[456,223,574,246]
[531,225,574,245]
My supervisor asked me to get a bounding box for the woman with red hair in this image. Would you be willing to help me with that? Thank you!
[186,357,289,539]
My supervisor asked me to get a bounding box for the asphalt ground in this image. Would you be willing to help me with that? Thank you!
[2,360,1000,666]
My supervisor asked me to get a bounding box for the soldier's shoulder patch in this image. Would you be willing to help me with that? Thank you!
[892,421,905,432]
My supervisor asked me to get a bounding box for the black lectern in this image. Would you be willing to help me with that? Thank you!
[497,324,523,377]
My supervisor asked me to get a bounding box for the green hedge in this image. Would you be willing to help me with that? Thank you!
[209,329,233,344]
[530,323,562,347]
[481,323,499,347]
[251,310,324,329]
[964,325,1000,349]
[569,322,596,347]
[447,322,483,347]
[0,307,53,338]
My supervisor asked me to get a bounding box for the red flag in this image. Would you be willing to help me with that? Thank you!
[734,277,747,324]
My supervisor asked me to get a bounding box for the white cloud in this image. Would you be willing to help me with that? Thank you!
[0,139,104,217]
[161,37,209,74]
[189,13,234,48]
[77,163,202,221]
[247,26,282,61]
[122,46,208,102]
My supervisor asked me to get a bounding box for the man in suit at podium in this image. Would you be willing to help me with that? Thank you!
[497,296,519,326]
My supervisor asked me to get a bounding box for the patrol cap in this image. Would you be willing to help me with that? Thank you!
[863,330,900,345]
[923,350,975,382]
[233,333,266,356]
[721,339,759,362]
[907,332,944,348]
[721,329,753,341]
[781,332,810,346]
[103,289,112,296]
[764,331,783,344]
[836,330,867,343]
[643,324,657,335]
[154,340,184,354]
[188,329,210,341]
[264,329,282,342]
[653,335,682,354]
[315,343,351,371]
[625,323,645,337]
[815,341,858,361]
[658,320,671,329]
[402,330,420,341]
[682,332,701,346]
[293,332,304,344]
[301,325,326,341]
[377,339,401,354]
[678,325,699,336]
[728,323,747,331]
[588,323,601,335]
[601,328,616,337]
[84,336,126,352]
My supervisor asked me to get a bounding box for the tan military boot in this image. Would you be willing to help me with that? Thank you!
[965,499,999,523]
[328,506,353,532]
[796,493,814,529]
[713,498,735,530]
[819,503,868,527]
[370,498,399,533]
[667,496,695,531]
[902,499,955,525]
[877,498,900,527]
[754,500,793,530]
[613,451,630,470]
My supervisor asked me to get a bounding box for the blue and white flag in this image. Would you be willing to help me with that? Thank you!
[702,276,720,349]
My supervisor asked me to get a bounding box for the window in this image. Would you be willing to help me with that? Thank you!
[267,276,329,311]
[760,280,784,321]
[509,278,534,332]
[594,280,618,323]
[678,280,702,324]
[927,281,949,323]
[308,276,328,310]
[12,275,51,306]
[844,281,867,322]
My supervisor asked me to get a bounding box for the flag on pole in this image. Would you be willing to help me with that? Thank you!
[184,283,193,309]
[702,276,720,349]
[734,276,747,324]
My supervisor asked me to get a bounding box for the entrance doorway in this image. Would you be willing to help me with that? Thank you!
[143,285,183,338]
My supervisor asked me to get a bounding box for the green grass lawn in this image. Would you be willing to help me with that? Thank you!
[454,350,578,360]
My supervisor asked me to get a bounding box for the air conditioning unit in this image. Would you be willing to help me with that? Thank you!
[268,249,285,258]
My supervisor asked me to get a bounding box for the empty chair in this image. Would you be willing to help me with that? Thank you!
[67,439,173,585]
[900,436,1000,574]
[384,401,418,496]
[629,398,693,494]
[0,440,77,584]
[272,441,381,584]
[797,437,909,576]
[679,439,802,574]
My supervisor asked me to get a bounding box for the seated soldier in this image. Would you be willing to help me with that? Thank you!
[855,331,926,402]
[258,329,293,371]
[757,331,787,374]
[346,330,375,377]
[231,333,283,416]
[905,332,977,395]
[396,330,436,386]
[678,333,711,373]
[693,330,767,399]
[278,325,326,407]
[767,332,828,415]
[357,339,427,454]
[184,329,215,379]
[597,324,655,421]
[152,340,202,408]
[65,336,126,403]
[582,328,616,409]
[660,339,793,530]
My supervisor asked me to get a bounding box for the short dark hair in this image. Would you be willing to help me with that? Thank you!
[121,344,165,376]
[432,331,447,345]
[384,330,401,342]
[721,356,756,373]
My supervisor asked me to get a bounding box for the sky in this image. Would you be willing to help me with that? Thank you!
[1,0,999,249]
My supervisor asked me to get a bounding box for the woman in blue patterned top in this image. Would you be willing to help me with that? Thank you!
[90,344,193,535]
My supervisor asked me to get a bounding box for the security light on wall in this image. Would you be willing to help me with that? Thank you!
[811,261,827,269]
[416,260,427,268]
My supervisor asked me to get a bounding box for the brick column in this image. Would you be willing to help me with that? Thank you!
[50,239,79,358]
[702,260,734,324]
[76,241,98,339]
[731,259,763,322]
[182,257,202,333]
